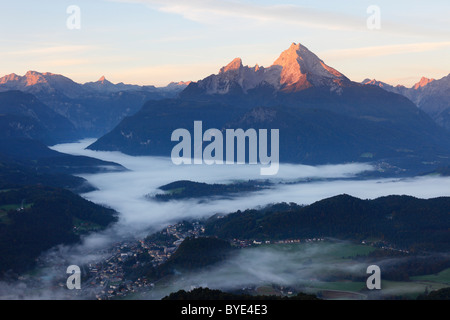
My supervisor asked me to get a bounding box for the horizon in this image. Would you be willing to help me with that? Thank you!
[1,1,450,87]
[2,52,449,89]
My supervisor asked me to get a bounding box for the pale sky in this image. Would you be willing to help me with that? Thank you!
[1,0,449,87]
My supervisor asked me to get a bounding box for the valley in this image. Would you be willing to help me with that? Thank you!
[0,38,449,302]
[1,139,448,300]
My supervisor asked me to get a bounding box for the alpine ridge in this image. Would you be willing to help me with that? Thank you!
[0,71,192,137]
[272,42,351,92]
[363,74,450,130]
[184,43,352,96]
[89,42,450,174]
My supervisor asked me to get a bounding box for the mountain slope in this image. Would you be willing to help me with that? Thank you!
[0,90,76,143]
[0,138,124,175]
[363,74,450,130]
[0,72,189,137]
[0,155,91,192]
[204,194,450,252]
[0,186,118,275]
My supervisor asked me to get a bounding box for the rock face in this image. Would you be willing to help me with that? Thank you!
[196,57,280,95]
[413,77,435,90]
[272,43,350,92]
[191,43,351,95]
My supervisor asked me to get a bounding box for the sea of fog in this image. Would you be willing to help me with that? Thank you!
[52,139,450,236]
[1,138,449,299]
[49,138,450,262]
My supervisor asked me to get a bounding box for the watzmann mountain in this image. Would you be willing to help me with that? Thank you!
[181,42,351,97]
[88,43,450,174]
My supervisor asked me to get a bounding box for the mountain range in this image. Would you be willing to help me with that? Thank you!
[1,42,449,175]
[0,71,189,137]
[88,43,450,174]
[362,74,450,131]
[0,72,186,185]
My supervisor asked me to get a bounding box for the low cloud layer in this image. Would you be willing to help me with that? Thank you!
[52,140,450,235]
[140,241,423,300]
[1,139,449,299]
